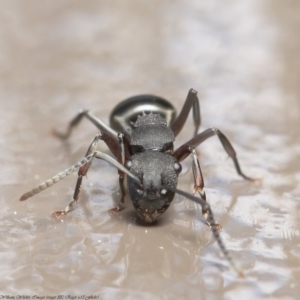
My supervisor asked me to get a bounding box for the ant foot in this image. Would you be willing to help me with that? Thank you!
[52,211,66,218]
[109,205,124,214]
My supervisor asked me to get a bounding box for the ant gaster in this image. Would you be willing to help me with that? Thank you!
[20,89,253,276]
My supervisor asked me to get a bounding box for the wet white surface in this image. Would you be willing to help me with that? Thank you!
[1,1,300,299]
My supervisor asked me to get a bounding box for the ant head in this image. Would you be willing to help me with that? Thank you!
[126,151,181,223]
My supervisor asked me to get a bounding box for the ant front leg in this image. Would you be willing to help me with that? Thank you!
[162,186,244,277]
[189,146,221,229]
[20,136,142,217]
[109,133,127,214]
[52,133,102,218]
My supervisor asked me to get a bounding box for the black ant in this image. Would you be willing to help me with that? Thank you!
[20,89,253,276]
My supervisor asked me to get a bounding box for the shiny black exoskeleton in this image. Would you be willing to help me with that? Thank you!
[20,89,253,276]
[124,113,179,222]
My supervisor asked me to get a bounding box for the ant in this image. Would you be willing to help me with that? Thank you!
[20,89,253,276]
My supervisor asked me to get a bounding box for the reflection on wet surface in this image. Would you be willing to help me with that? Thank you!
[0,1,300,299]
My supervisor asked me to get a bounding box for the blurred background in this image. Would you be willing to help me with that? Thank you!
[0,0,300,299]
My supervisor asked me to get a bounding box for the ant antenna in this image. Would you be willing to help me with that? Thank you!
[162,185,244,277]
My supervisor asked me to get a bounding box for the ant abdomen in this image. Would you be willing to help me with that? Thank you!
[109,94,176,136]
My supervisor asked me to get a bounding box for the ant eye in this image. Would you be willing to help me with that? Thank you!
[160,189,167,195]
[137,188,143,195]
[125,160,132,169]
[174,162,182,173]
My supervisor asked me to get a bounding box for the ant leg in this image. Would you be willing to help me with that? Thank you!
[171,89,201,137]
[53,110,123,158]
[174,128,253,180]
[53,110,118,141]
[109,133,127,213]
[20,134,142,217]
[162,185,244,277]
[189,147,221,229]
[53,110,86,140]
[52,133,102,217]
